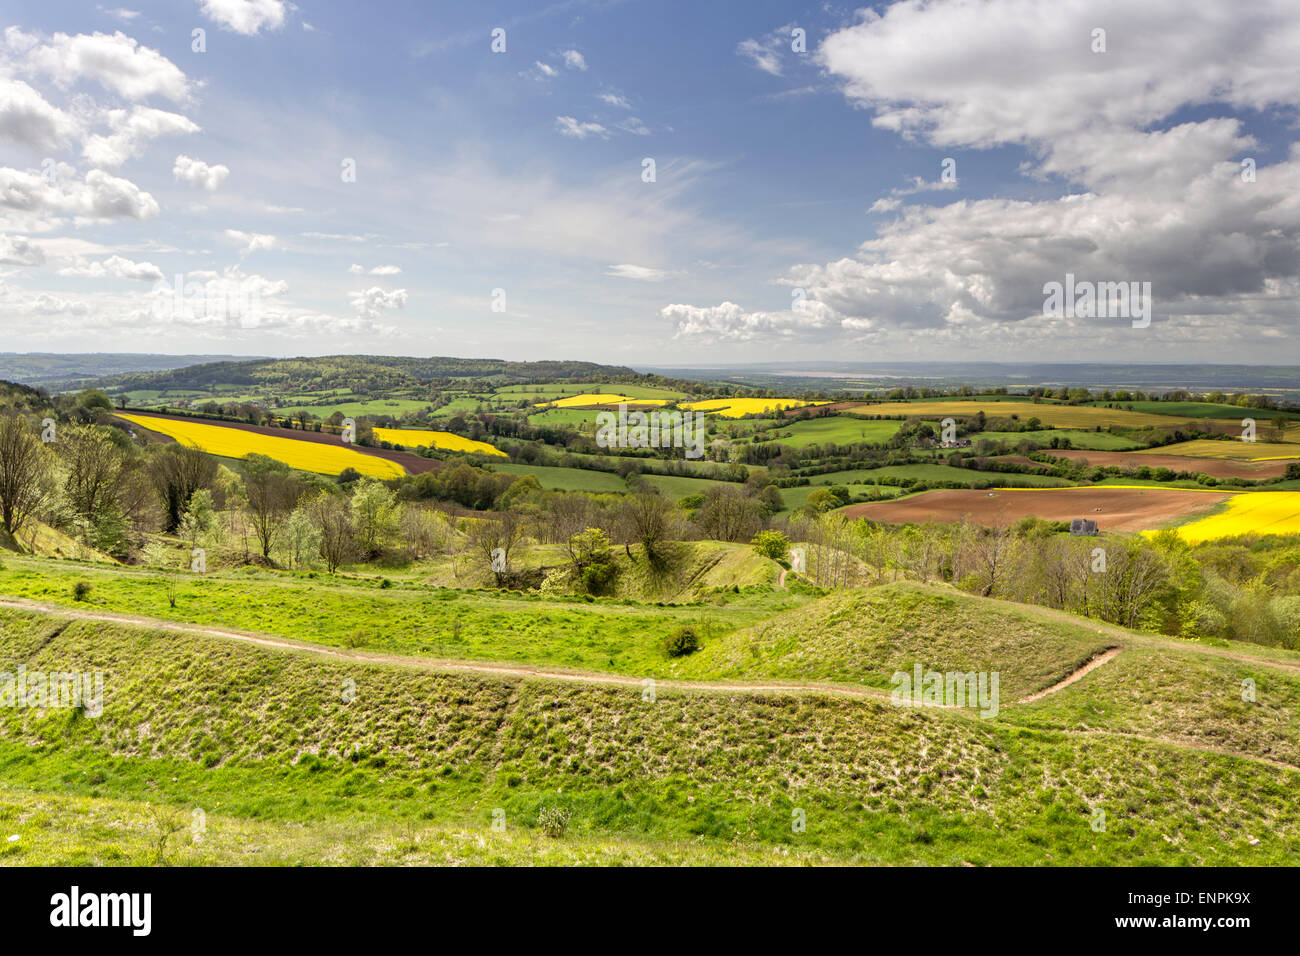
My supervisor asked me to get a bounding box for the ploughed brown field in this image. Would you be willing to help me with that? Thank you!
[114,410,441,475]
[842,487,1232,532]
[1041,449,1297,480]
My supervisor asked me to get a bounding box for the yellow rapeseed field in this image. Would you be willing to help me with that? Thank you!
[535,393,670,408]
[681,398,827,418]
[844,400,1179,428]
[117,414,405,479]
[1170,492,1300,543]
[1141,440,1300,461]
[372,427,506,457]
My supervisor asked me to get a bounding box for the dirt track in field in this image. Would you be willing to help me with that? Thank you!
[112,410,441,474]
[842,487,1232,532]
[1041,449,1297,480]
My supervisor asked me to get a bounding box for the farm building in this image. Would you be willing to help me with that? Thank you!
[1069,518,1098,536]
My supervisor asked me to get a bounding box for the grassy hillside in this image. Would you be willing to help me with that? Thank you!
[1,604,1296,865]
[671,582,1116,698]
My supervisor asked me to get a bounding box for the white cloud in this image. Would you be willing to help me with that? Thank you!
[555,115,608,140]
[58,253,163,281]
[199,0,287,36]
[350,285,407,318]
[562,50,588,71]
[534,61,557,78]
[606,263,670,281]
[0,164,159,221]
[663,300,840,341]
[224,229,275,253]
[0,234,45,266]
[736,37,783,76]
[598,92,631,109]
[679,0,1300,352]
[10,28,190,102]
[83,106,198,168]
[614,117,649,136]
[348,263,400,275]
[173,154,230,191]
[0,78,80,151]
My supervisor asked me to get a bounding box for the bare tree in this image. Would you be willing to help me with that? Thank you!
[59,424,125,521]
[0,413,53,538]
[466,510,526,585]
[617,491,678,565]
[243,457,302,558]
[305,492,355,573]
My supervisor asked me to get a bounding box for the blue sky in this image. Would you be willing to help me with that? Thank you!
[2,0,1299,365]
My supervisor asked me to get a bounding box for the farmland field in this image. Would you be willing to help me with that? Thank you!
[116,413,406,479]
[1043,448,1298,479]
[842,486,1232,531]
[372,426,506,457]
[846,401,1193,429]
[757,416,903,446]
[1169,491,1300,542]
[1139,439,1300,461]
[682,398,828,417]
[535,393,671,408]
[967,429,1143,451]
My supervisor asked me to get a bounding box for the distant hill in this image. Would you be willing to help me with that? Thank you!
[87,354,638,394]
[0,353,258,390]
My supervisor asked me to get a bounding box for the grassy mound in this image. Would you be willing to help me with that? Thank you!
[0,607,1297,865]
[670,581,1116,699]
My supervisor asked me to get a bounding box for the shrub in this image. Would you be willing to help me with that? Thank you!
[664,625,700,658]
[72,581,92,602]
[537,805,571,838]
[751,529,790,562]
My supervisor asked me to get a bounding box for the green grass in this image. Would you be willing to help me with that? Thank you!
[969,429,1143,451]
[1,601,1296,865]
[673,582,1114,699]
[0,556,799,677]
[490,463,631,492]
[756,416,903,447]
[798,464,1073,488]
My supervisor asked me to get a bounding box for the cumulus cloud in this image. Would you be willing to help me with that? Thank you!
[663,300,841,341]
[533,60,557,78]
[199,0,287,36]
[0,78,80,151]
[224,229,275,253]
[8,27,189,102]
[555,115,608,139]
[58,253,163,281]
[0,234,45,266]
[676,0,1300,353]
[0,164,159,221]
[173,154,229,191]
[350,285,408,318]
[83,106,198,167]
[347,263,400,275]
[598,92,631,109]
[562,50,588,71]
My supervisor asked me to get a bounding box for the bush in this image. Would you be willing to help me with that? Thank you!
[664,625,700,658]
[537,805,570,838]
[751,529,790,562]
[72,581,92,602]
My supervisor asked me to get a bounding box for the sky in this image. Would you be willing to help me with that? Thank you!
[1,0,1299,366]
